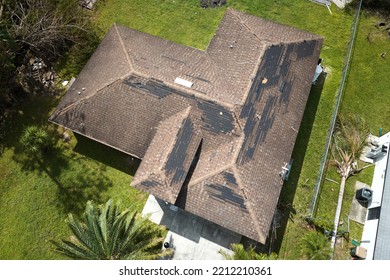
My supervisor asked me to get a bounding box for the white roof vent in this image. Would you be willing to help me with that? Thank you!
[174,77,193,88]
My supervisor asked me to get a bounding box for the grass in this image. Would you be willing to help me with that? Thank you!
[314,10,390,259]
[91,0,354,259]
[93,0,225,49]
[0,0,388,260]
[0,96,146,259]
[341,12,390,133]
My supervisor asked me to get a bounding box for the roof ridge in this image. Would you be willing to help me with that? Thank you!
[225,9,267,107]
[189,133,243,187]
[202,9,229,96]
[188,163,233,187]
[131,106,193,187]
[131,170,163,188]
[163,79,235,109]
[236,36,321,111]
[50,75,131,120]
[231,9,322,42]
[128,69,235,109]
[50,24,135,121]
[230,165,265,243]
[230,9,265,44]
[114,24,134,71]
[49,79,119,120]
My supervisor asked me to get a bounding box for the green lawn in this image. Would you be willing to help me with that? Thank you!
[341,13,390,133]
[92,0,354,259]
[0,0,388,260]
[0,96,146,259]
[315,11,390,259]
[94,0,225,49]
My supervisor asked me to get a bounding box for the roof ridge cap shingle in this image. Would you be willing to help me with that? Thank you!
[114,23,134,71]
[216,9,267,107]
[131,106,193,187]
[229,9,265,44]
[50,77,126,120]
[188,164,233,187]
[230,165,265,243]
[188,135,242,187]
[231,8,323,42]
[50,24,135,121]
[128,69,234,109]
[51,69,138,120]
[164,79,235,109]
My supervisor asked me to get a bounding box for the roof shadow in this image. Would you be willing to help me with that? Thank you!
[156,198,240,248]
[269,71,327,255]
[73,133,140,176]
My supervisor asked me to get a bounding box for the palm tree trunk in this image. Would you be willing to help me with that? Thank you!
[330,175,347,253]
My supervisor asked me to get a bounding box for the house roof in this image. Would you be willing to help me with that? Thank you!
[373,138,390,259]
[50,8,323,243]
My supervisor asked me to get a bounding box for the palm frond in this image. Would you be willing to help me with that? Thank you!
[332,113,369,177]
[301,231,331,260]
[53,200,167,260]
[52,239,99,260]
[20,125,49,154]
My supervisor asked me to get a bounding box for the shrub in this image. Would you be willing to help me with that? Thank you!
[20,125,49,155]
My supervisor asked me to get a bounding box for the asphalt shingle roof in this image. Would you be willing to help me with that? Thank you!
[373,148,390,259]
[50,9,323,243]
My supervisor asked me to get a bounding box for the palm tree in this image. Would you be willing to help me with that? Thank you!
[220,243,277,260]
[330,114,371,250]
[301,231,331,260]
[53,200,171,260]
[20,125,49,155]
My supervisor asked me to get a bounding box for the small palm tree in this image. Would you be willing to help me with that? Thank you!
[53,200,171,260]
[20,125,49,155]
[301,231,331,260]
[220,243,277,260]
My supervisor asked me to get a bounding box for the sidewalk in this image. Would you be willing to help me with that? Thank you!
[141,195,241,260]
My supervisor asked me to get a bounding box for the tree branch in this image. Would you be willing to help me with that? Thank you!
[353,163,374,174]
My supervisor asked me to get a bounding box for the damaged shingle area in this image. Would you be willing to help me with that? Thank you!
[49,8,323,244]
[165,118,198,186]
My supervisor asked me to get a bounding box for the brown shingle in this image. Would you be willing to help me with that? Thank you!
[132,107,203,203]
[50,8,323,244]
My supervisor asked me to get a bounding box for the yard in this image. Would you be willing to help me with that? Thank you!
[314,12,390,259]
[0,95,147,259]
[0,0,389,259]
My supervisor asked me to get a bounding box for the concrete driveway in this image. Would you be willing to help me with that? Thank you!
[141,195,241,260]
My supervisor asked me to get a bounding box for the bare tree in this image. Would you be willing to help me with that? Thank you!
[0,0,96,99]
[329,114,371,252]
[4,0,90,58]
[0,1,4,18]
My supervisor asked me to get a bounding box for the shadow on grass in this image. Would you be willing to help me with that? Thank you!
[2,95,60,150]
[12,135,70,183]
[269,72,327,255]
[54,159,112,216]
[73,134,140,177]
[12,135,113,216]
